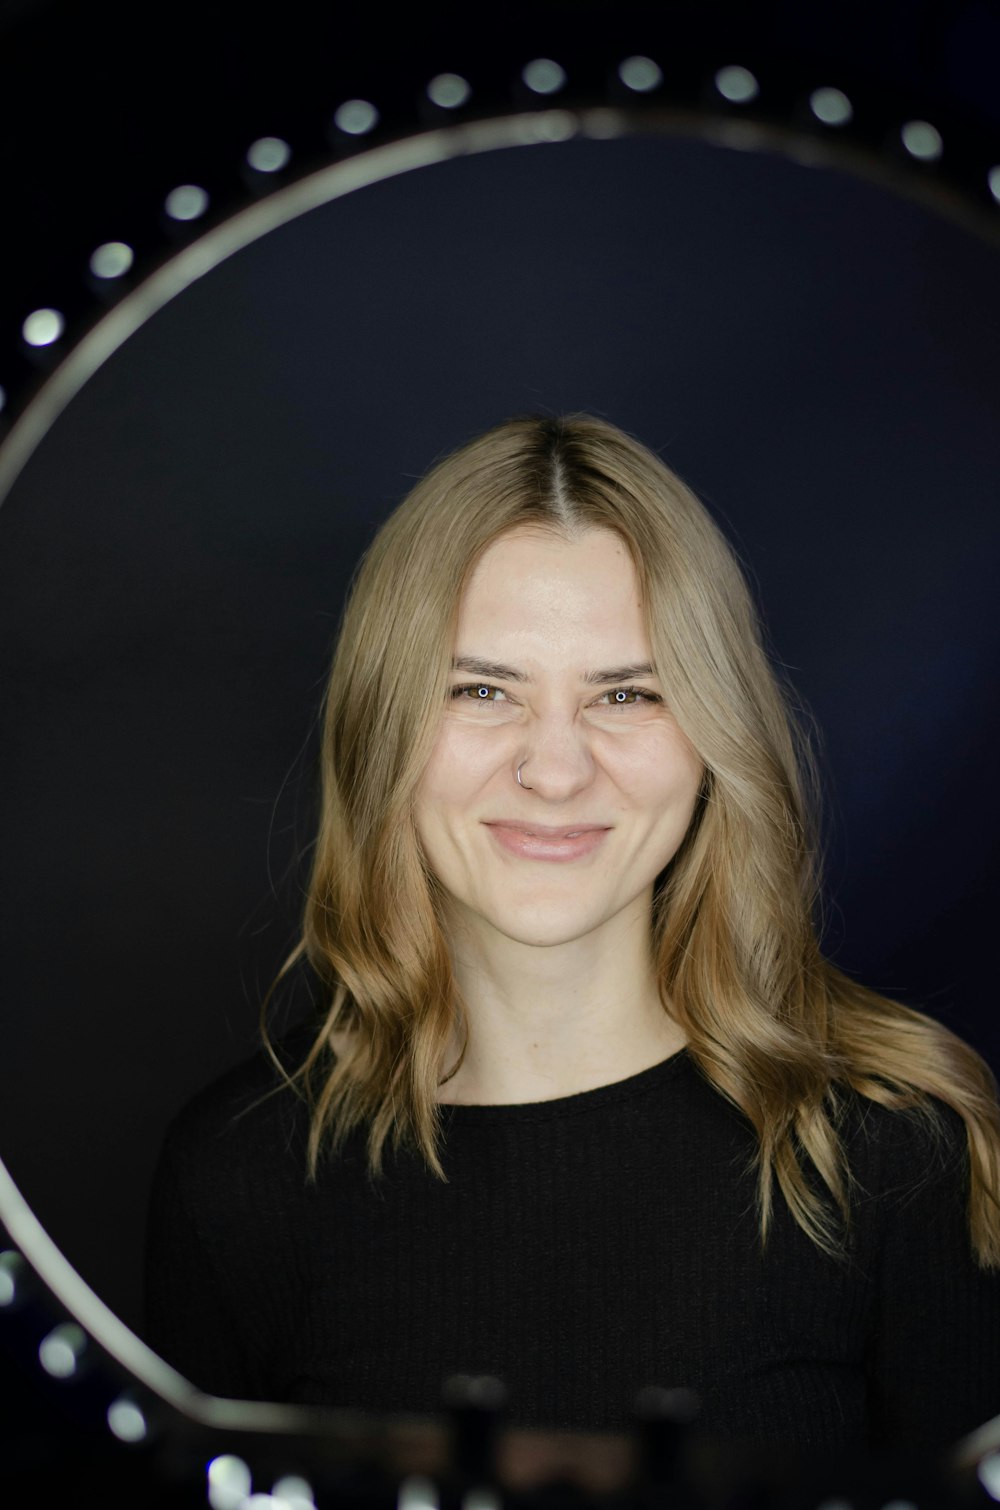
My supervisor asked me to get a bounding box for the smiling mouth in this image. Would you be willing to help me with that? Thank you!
[485,823,608,839]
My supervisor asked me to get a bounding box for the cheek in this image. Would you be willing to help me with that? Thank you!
[416,725,498,813]
[606,728,703,804]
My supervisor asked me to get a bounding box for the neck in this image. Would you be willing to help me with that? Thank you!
[435,887,687,1105]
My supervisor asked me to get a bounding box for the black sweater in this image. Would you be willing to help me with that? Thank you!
[143,1035,1000,1452]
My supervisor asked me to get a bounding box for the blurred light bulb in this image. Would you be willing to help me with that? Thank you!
[399,1477,439,1510]
[0,1250,24,1304]
[901,120,943,160]
[22,308,64,346]
[247,136,291,173]
[979,1451,1000,1501]
[39,1321,86,1378]
[715,65,759,103]
[522,58,567,95]
[333,99,379,135]
[427,73,471,109]
[165,184,209,221]
[208,1454,253,1510]
[809,87,853,126]
[107,1394,147,1442]
[618,56,662,93]
[272,1475,316,1510]
[89,241,134,279]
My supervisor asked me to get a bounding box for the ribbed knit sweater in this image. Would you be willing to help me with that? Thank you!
[143,1029,1000,1452]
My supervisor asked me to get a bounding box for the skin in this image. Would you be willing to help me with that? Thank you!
[413,525,705,1106]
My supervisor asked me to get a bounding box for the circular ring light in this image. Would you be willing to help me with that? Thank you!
[1,28,999,1508]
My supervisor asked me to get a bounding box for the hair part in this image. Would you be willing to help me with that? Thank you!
[262,413,1000,1268]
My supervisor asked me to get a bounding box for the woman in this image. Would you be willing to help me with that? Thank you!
[145,414,1000,1452]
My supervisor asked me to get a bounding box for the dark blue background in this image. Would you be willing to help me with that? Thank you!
[1,1,1000,1496]
[1,130,997,1344]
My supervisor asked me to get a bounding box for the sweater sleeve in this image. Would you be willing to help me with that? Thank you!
[143,1125,271,1401]
[865,1104,1000,1451]
[142,1039,318,1403]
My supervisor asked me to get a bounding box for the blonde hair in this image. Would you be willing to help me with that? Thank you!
[264,413,1000,1266]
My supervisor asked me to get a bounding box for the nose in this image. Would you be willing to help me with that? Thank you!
[517,713,597,800]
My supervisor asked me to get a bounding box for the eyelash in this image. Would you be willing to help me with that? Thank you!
[449,682,663,710]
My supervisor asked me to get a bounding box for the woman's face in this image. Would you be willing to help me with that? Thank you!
[413,526,705,951]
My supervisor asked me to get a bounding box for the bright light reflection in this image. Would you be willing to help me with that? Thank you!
[522,57,566,95]
[22,308,64,347]
[990,166,1000,204]
[618,56,662,92]
[427,73,471,109]
[901,119,943,160]
[247,136,291,173]
[107,1395,147,1442]
[399,1476,439,1510]
[333,98,378,135]
[89,241,134,279]
[979,1450,1000,1501]
[272,1475,316,1510]
[0,1251,22,1304]
[39,1321,86,1378]
[715,65,759,103]
[208,1454,252,1510]
[164,184,209,221]
[809,87,852,126]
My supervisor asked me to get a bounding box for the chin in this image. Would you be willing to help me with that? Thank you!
[483,902,611,949]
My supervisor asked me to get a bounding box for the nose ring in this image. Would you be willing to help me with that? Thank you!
[516,760,532,789]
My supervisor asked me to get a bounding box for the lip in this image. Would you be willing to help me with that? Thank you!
[484,821,611,862]
[484,820,609,838]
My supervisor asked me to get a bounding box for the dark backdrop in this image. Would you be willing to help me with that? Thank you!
[0,129,998,1349]
[1,25,1000,1510]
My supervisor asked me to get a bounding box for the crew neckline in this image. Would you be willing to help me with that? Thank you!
[437,1044,692,1124]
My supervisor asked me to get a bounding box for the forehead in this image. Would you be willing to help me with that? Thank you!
[458,527,647,645]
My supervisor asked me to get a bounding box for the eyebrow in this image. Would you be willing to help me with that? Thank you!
[451,656,657,686]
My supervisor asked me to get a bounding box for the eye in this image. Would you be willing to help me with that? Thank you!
[450,682,507,703]
[597,686,663,709]
[448,682,663,709]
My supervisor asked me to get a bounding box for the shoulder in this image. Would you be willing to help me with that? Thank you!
[154,1018,322,1216]
[144,1020,328,1394]
[836,1085,966,1157]
[832,1086,970,1216]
